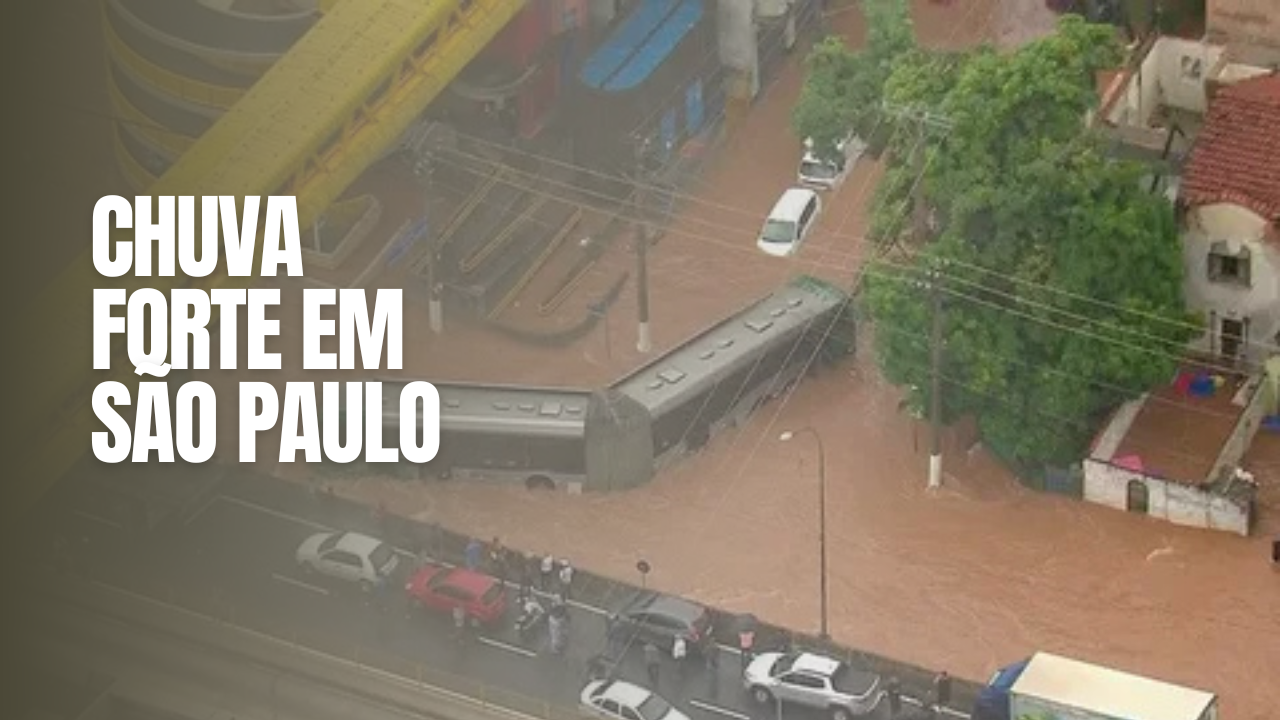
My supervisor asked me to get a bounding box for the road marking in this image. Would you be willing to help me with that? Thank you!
[74,510,123,529]
[271,573,330,596]
[477,636,537,658]
[218,496,330,531]
[900,694,969,719]
[688,700,750,720]
[83,579,543,720]
[184,494,222,527]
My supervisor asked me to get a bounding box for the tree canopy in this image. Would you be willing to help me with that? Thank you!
[791,0,915,159]
[856,17,1199,469]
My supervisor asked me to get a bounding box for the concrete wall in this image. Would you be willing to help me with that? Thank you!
[1207,0,1280,65]
[1083,458,1251,535]
[1182,204,1280,367]
[1206,375,1269,483]
[1105,37,1224,127]
[1090,395,1148,460]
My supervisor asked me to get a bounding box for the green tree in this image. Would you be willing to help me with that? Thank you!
[792,0,915,159]
[864,18,1197,469]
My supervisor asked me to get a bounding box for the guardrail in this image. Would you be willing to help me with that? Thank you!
[39,568,582,720]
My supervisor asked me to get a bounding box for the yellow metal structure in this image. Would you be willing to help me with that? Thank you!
[12,0,527,518]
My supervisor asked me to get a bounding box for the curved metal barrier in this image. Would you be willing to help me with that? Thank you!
[109,0,313,65]
[103,1,249,110]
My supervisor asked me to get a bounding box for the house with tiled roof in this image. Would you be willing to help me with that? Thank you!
[1178,71,1280,368]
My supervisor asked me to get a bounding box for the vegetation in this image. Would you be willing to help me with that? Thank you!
[796,12,1199,469]
[791,0,915,160]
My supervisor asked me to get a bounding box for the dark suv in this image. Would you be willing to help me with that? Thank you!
[606,592,713,654]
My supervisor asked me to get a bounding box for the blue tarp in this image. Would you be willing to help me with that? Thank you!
[579,0,704,93]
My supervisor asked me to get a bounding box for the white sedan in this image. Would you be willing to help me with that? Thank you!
[579,679,689,720]
[295,531,399,591]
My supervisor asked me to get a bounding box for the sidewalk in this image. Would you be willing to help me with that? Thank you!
[217,471,981,714]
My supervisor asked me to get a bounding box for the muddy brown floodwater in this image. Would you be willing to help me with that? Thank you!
[312,7,1279,719]
[38,0,1278,716]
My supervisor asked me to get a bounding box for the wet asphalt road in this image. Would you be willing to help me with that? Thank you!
[51,492,894,720]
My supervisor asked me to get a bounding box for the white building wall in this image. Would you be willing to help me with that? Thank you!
[1106,38,1224,127]
[1083,459,1250,535]
[1182,204,1280,367]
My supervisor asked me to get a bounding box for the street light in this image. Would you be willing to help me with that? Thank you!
[779,428,829,640]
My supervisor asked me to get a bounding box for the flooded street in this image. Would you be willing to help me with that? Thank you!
[333,354,1280,719]
[35,0,1279,716]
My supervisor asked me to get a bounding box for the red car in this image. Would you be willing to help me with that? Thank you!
[405,565,508,625]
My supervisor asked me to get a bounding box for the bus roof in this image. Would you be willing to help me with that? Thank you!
[1011,653,1217,720]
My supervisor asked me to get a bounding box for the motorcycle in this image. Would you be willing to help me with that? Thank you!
[515,596,547,640]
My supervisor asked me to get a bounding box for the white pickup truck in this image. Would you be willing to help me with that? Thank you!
[744,652,880,720]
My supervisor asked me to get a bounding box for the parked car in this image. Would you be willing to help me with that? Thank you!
[405,564,507,625]
[757,187,822,258]
[798,133,865,191]
[579,679,690,720]
[606,591,713,653]
[295,531,399,591]
[744,651,881,720]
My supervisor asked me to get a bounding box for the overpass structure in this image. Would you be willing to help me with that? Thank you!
[11,0,526,520]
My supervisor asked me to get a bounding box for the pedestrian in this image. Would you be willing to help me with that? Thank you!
[539,552,555,590]
[672,635,688,678]
[518,556,533,602]
[932,671,952,709]
[426,521,444,560]
[373,501,390,538]
[489,539,507,584]
[738,627,755,673]
[884,676,901,718]
[465,538,483,570]
[644,642,661,688]
[702,635,719,671]
[452,605,468,643]
[558,559,574,600]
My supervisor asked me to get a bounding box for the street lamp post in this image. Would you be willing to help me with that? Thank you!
[779,428,828,640]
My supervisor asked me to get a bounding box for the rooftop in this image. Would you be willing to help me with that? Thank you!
[1181,72,1280,224]
[1107,363,1250,486]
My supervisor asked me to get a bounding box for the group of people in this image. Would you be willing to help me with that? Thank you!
[463,537,577,603]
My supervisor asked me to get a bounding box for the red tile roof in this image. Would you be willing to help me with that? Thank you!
[1181,73,1280,226]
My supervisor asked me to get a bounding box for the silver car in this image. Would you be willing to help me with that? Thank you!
[296,531,399,591]
[744,651,880,720]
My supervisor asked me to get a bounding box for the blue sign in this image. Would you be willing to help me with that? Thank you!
[387,215,429,267]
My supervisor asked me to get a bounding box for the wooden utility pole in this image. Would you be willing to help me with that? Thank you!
[927,262,944,490]
[885,101,954,490]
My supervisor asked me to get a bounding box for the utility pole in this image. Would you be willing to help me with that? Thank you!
[884,101,954,490]
[633,137,652,354]
[911,113,930,245]
[927,261,944,490]
[422,186,444,335]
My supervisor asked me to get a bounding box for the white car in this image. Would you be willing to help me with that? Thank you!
[744,652,881,720]
[798,133,866,191]
[295,531,400,591]
[579,679,689,720]
[757,187,822,258]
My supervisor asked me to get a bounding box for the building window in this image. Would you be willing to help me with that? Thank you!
[1207,241,1251,287]
[1180,55,1203,81]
